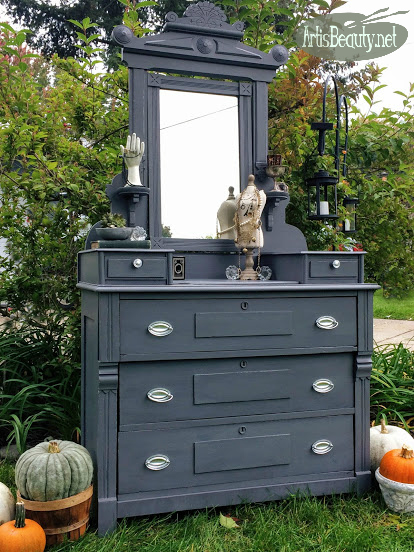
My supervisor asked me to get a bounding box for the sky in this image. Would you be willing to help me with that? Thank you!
[333,0,414,112]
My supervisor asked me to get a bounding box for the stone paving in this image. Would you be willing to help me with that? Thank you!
[374,319,414,351]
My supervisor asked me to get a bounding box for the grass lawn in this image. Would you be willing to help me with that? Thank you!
[2,461,414,552]
[373,290,414,320]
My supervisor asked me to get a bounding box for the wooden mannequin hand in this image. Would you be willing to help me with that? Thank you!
[120,133,145,186]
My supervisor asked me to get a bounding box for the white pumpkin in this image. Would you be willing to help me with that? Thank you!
[0,482,15,525]
[370,418,414,472]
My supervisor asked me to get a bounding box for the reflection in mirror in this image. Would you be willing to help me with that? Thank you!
[160,90,239,239]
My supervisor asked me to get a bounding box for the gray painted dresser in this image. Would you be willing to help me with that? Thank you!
[78,2,378,536]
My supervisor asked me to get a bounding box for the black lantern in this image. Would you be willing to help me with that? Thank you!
[307,77,349,221]
[342,196,359,233]
[307,169,338,220]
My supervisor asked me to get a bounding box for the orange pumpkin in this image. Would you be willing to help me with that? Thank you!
[0,501,45,552]
[379,444,414,484]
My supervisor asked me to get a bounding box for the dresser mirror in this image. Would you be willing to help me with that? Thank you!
[159,89,239,239]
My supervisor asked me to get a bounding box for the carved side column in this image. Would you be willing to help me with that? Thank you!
[354,354,372,494]
[97,363,119,535]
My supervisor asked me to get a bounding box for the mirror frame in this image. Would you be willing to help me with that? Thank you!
[112,2,288,251]
[151,75,248,248]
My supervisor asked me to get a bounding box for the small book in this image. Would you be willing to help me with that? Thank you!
[91,240,151,249]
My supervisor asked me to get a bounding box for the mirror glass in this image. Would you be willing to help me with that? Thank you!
[160,89,239,239]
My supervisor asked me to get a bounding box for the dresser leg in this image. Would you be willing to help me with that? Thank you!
[355,471,372,495]
[97,364,119,536]
[354,355,372,494]
[98,498,118,536]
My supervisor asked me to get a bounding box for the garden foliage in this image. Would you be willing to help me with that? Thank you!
[0,19,129,446]
[0,0,413,445]
[371,344,414,431]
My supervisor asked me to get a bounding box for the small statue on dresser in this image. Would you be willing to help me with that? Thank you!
[120,133,145,186]
[234,174,266,280]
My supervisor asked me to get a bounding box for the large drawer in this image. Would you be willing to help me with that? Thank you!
[119,296,357,356]
[119,354,354,427]
[118,414,354,494]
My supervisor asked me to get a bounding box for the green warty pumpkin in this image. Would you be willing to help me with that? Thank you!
[15,440,93,501]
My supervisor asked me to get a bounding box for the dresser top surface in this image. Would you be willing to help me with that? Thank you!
[77,281,379,293]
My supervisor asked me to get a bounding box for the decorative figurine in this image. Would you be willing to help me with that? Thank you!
[234,174,266,280]
[217,186,237,240]
[120,133,145,186]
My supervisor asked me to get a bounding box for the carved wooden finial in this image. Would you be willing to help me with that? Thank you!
[164,1,244,35]
[184,1,227,26]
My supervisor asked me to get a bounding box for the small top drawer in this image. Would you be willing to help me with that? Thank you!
[263,252,364,284]
[106,255,166,280]
[78,249,172,285]
[309,257,358,280]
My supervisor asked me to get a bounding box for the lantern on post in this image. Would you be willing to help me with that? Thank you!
[338,94,359,234]
[307,77,349,222]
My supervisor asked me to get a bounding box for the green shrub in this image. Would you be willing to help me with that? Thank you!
[370,344,414,430]
[0,327,81,452]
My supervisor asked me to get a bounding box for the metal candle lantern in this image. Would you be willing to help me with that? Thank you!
[342,196,359,233]
[307,170,338,220]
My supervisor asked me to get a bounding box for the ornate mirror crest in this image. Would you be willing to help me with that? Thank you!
[164,1,245,35]
[112,1,289,79]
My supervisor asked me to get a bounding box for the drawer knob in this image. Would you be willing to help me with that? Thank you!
[145,454,170,471]
[148,321,173,336]
[315,316,338,330]
[312,379,334,393]
[312,440,333,455]
[331,260,341,269]
[147,388,173,403]
[133,258,143,268]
